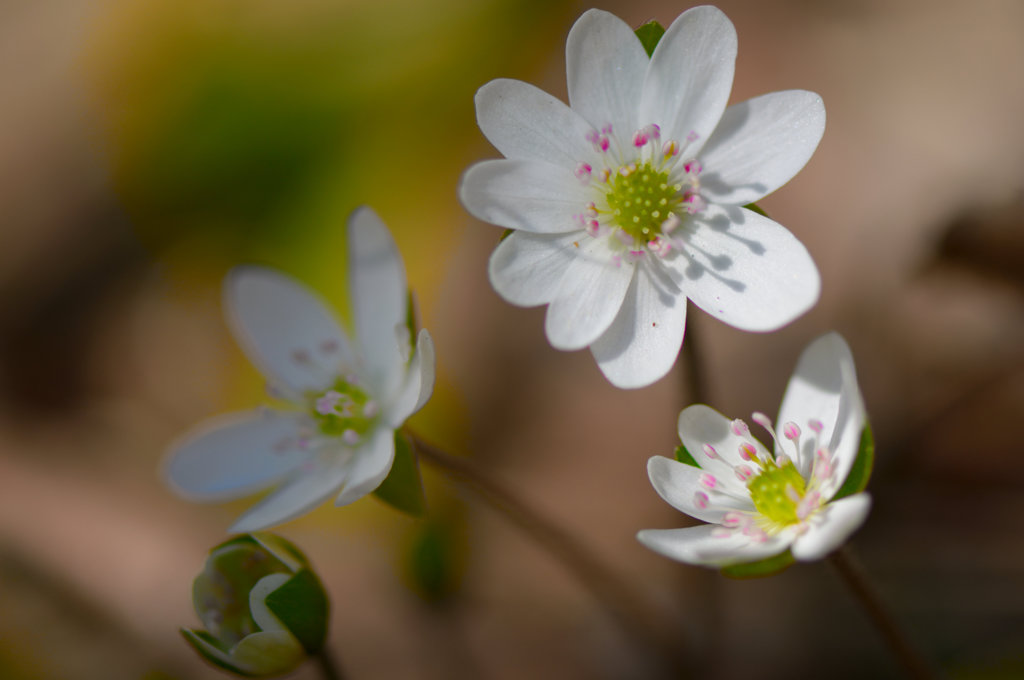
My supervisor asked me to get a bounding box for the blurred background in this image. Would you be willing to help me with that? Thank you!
[1,0,1022,677]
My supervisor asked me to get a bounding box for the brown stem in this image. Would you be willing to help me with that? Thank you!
[829,547,936,680]
[409,433,692,678]
[680,315,709,404]
[314,648,346,680]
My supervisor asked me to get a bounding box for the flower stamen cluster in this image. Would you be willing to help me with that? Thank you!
[313,376,379,445]
[695,412,838,543]
[574,124,704,258]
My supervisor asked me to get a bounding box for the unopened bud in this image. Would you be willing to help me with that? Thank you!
[181,533,329,677]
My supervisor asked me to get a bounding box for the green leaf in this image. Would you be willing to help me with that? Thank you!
[406,518,461,605]
[743,202,769,217]
[832,422,875,501]
[674,444,700,468]
[499,227,514,243]
[721,550,795,579]
[181,629,256,677]
[373,431,426,516]
[635,21,666,58]
[263,569,329,654]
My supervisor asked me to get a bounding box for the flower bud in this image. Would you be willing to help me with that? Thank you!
[181,533,328,677]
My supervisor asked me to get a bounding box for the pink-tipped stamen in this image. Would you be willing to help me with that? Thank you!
[315,390,343,416]
[699,473,718,490]
[661,213,681,234]
[647,236,671,257]
[731,419,749,437]
[682,193,706,214]
[693,491,709,510]
[702,444,720,460]
[739,443,757,461]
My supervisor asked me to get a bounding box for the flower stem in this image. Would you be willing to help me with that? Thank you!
[314,649,346,680]
[828,547,935,679]
[680,316,709,404]
[409,433,693,677]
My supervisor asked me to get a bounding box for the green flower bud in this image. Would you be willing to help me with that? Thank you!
[182,533,329,677]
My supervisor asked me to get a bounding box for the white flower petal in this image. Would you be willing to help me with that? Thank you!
[677,404,771,483]
[637,524,790,567]
[590,259,687,389]
[639,6,736,154]
[164,411,311,502]
[229,630,304,676]
[488,231,582,307]
[229,453,351,532]
[248,573,292,633]
[791,493,871,561]
[777,332,866,481]
[475,78,597,166]
[459,159,587,233]
[387,329,435,426]
[699,90,826,205]
[673,205,819,332]
[335,426,395,507]
[348,206,408,399]
[225,267,352,395]
[647,456,750,523]
[544,240,634,350]
[566,9,647,135]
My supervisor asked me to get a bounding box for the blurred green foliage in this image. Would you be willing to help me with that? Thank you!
[90,0,574,271]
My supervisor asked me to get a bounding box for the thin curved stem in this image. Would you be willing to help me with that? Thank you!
[409,433,692,678]
[828,547,935,679]
[314,648,346,680]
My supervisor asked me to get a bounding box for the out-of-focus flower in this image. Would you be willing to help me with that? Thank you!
[459,7,824,388]
[182,533,328,678]
[638,333,872,569]
[165,207,435,531]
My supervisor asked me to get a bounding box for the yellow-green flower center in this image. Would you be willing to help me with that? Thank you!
[746,459,807,525]
[312,377,378,440]
[605,162,682,242]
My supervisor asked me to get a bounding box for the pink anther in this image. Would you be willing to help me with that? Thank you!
[735,465,754,482]
[739,443,757,461]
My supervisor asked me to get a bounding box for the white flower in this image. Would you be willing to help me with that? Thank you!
[165,207,435,532]
[638,333,871,567]
[459,7,824,388]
